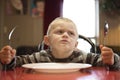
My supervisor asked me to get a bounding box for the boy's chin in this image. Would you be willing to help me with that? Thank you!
[58,46,72,51]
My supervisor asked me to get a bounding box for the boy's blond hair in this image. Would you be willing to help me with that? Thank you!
[46,17,78,37]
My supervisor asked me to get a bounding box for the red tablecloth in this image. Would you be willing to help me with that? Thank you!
[0,67,120,80]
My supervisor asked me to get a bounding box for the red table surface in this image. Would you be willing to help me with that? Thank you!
[0,67,120,80]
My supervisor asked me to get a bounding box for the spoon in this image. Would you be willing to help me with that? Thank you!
[104,21,109,45]
[8,27,17,45]
[103,21,109,73]
[4,27,17,71]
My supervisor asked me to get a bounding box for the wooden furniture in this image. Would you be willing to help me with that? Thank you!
[0,67,120,80]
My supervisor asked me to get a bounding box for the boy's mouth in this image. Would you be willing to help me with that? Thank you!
[60,40,69,43]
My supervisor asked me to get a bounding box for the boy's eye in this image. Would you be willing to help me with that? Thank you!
[56,30,63,34]
[68,32,74,36]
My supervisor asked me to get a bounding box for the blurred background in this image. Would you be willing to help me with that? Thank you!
[0,0,120,55]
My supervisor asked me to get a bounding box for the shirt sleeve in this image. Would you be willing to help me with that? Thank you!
[86,53,120,71]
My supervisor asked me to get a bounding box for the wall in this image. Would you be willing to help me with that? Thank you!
[99,11,120,46]
[0,0,43,49]
[0,1,4,49]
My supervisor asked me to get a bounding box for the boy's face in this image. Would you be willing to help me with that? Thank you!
[44,22,78,52]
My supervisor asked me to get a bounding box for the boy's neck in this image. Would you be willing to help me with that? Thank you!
[51,50,73,59]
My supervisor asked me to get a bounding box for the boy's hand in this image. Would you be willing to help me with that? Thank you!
[0,45,16,64]
[100,45,114,65]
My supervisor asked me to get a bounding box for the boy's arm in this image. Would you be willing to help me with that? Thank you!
[0,58,16,70]
[100,45,120,70]
[0,46,16,64]
[14,51,51,67]
[0,45,16,70]
[0,46,41,70]
[0,52,41,70]
[108,54,120,70]
[86,51,120,71]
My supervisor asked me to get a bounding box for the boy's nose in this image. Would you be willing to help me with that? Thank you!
[62,32,69,38]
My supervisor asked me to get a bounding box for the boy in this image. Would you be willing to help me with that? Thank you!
[0,17,120,70]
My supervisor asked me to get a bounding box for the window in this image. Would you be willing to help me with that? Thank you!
[63,0,99,52]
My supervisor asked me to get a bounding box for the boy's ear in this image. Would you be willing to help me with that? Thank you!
[44,35,50,46]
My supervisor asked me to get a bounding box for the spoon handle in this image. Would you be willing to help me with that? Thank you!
[103,21,110,73]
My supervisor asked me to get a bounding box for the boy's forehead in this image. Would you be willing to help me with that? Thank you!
[47,19,78,35]
[51,22,77,30]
